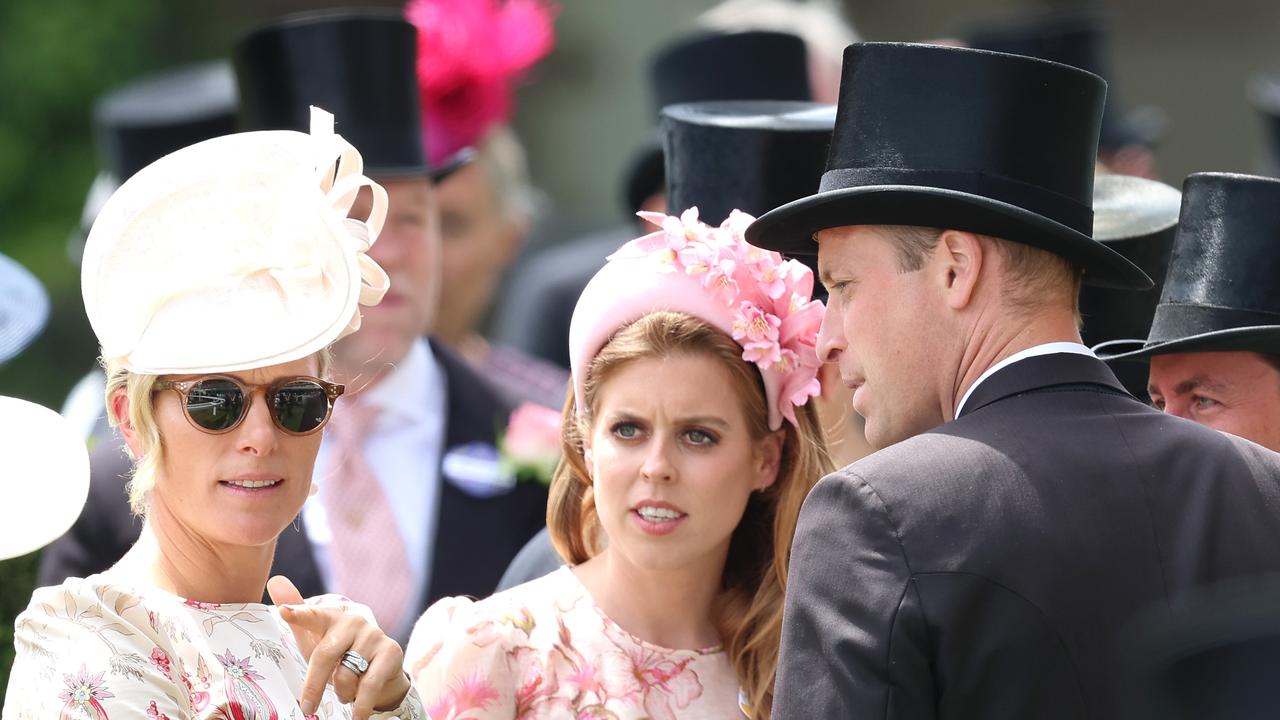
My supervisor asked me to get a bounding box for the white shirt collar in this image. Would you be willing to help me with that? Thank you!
[954,341,1096,417]
[359,337,440,425]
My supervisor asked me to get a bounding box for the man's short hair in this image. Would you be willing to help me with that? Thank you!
[880,225,1083,323]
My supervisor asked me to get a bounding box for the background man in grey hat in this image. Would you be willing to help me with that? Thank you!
[747,43,1280,718]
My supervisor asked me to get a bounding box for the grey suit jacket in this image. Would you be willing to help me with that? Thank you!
[775,353,1280,719]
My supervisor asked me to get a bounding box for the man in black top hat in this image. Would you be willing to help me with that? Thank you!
[746,42,1280,718]
[231,10,546,641]
[966,12,1165,179]
[1102,173,1280,452]
[492,29,814,370]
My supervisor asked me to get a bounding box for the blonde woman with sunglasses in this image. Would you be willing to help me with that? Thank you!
[2,109,423,720]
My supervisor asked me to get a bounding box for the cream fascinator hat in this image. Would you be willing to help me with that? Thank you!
[81,106,389,374]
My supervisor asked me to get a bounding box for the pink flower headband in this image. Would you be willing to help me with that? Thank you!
[568,208,825,430]
[406,0,557,167]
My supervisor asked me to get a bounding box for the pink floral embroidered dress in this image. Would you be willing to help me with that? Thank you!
[404,566,747,719]
[3,574,424,720]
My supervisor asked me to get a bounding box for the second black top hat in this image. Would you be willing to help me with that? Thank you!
[746,42,1150,290]
[622,30,812,217]
[234,10,428,178]
[95,61,238,184]
[662,100,833,225]
[1101,173,1280,361]
[966,13,1161,151]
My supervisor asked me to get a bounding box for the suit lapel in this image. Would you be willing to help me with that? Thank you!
[424,339,515,602]
[958,353,1130,419]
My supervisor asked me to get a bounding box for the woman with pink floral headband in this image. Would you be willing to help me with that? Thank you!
[403,207,833,719]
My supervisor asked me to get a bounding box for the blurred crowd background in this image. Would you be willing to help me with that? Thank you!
[3,0,1280,700]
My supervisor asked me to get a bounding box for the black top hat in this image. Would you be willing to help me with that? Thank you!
[965,13,1163,151]
[662,101,833,225]
[663,100,834,301]
[94,61,238,183]
[746,42,1151,290]
[235,10,440,179]
[622,30,812,217]
[1100,173,1280,361]
[650,31,811,115]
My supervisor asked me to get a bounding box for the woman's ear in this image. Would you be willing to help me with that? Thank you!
[754,430,786,491]
[110,388,144,459]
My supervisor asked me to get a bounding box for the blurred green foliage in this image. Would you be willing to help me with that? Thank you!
[0,0,232,704]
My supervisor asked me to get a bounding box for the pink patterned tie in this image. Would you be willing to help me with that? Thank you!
[321,399,414,635]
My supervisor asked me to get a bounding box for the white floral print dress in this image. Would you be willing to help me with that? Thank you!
[405,566,748,719]
[2,574,423,720]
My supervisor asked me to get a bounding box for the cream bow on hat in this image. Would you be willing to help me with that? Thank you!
[81,107,389,374]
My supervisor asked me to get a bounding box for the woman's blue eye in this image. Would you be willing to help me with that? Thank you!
[612,422,640,439]
[685,429,716,445]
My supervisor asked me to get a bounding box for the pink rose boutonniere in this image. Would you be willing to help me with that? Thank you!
[499,402,563,486]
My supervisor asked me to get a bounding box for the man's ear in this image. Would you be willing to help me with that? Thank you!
[110,388,143,459]
[935,229,984,310]
[754,430,786,491]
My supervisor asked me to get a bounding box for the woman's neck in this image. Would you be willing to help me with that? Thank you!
[574,548,725,650]
[115,507,276,604]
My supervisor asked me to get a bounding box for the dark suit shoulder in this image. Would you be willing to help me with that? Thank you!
[430,338,512,445]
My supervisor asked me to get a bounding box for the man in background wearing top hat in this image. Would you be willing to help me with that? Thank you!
[493,29,816,370]
[1102,173,1280,453]
[966,12,1165,180]
[747,42,1280,718]
[231,10,547,642]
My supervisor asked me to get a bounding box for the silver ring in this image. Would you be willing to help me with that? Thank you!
[340,649,369,676]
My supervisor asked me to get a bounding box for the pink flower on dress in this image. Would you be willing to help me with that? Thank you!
[149,647,172,678]
[625,647,705,720]
[147,700,172,720]
[59,665,114,719]
[215,651,277,720]
[181,664,212,712]
[430,671,501,718]
[183,599,221,611]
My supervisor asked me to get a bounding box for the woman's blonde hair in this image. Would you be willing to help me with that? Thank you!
[102,349,332,516]
[547,311,833,718]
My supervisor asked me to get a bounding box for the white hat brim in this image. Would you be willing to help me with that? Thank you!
[0,397,90,560]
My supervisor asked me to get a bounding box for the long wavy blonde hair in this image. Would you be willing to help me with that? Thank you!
[548,311,833,718]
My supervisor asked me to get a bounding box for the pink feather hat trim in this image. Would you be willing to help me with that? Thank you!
[568,208,825,430]
[406,0,557,167]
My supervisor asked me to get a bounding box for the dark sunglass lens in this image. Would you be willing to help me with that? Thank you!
[273,381,330,433]
[186,379,245,431]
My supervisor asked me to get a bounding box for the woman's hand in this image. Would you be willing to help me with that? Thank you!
[268,575,411,720]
